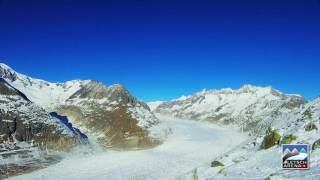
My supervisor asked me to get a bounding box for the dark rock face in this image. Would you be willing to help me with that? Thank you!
[0,78,87,151]
[284,96,308,109]
[0,113,79,150]
[260,130,281,149]
[49,112,88,140]
[0,78,29,101]
[211,160,224,167]
[57,105,159,149]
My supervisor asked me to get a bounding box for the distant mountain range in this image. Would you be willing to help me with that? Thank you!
[151,85,306,134]
[148,82,320,179]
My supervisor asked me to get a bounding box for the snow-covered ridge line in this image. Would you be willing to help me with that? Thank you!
[0,63,93,110]
[153,83,307,136]
[147,101,164,111]
[0,63,89,84]
[0,63,166,148]
[170,84,303,103]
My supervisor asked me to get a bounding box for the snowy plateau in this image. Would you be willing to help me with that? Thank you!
[1,63,320,180]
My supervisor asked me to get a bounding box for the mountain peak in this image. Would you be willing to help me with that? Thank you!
[0,63,18,81]
[0,63,14,70]
[107,84,129,93]
[105,84,136,103]
[240,84,272,92]
[194,85,285,97]
[68,80,107,99]
[238,84,288,97]
[240,84,258,89]
[154,83,306,134]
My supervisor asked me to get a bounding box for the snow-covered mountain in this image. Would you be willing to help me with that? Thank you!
[147,101,164,111]
[182,97,320,179]
[153,85,306,134]
[0,63,167,149]
[0,78,87,151]
[3,62,319,179]
[56,81,165,148]
[0,63,90,111]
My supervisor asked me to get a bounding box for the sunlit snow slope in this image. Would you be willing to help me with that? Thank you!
[10,116,247,180]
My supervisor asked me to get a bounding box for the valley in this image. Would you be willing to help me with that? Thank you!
[1,63,320,180]
[8,116,247,180]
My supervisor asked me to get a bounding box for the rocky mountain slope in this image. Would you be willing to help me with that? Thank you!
[150,83,320,179]
[153,85,306,134]
[56,81,162,148]
[184,97,320,179]
[0,63,167,149]
[0,78,87,151]
[151,84,320,179]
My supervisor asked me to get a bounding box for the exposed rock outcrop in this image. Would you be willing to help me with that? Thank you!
[0,78,87,151]
[0,63,167,149]
[56,82,161,149]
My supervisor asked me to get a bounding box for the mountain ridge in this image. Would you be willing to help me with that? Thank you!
[152,84,306,134]
[0,77,87,150]
[0,63,167,149]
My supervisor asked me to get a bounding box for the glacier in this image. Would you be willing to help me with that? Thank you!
[8,116,247,180]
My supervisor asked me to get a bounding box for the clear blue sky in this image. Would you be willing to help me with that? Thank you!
[0,0,320,101]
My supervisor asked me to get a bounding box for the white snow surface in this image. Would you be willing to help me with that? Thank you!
[155,85,304,120]
[0,63,90,111]
[183,98,320,180]
[147,101,164,111]
[9,116,247,180]
[154,84,306,135]
[11,78,90,111]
